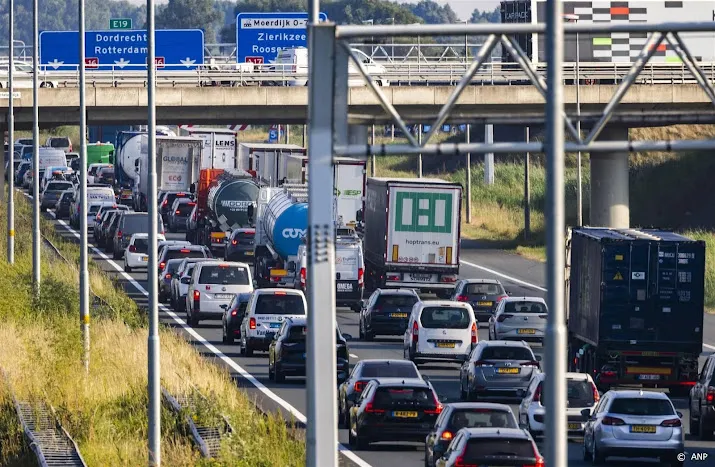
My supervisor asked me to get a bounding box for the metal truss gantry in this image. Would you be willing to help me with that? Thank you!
[306,16,715,467]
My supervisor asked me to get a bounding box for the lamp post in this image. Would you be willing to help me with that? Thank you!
[564,13,582,226]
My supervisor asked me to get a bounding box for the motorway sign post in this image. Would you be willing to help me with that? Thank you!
[39,29,204,70]
[236,12,327,63]
[110,18,132,30]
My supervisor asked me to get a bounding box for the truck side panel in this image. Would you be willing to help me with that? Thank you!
[363,179,388,268]
[568,231,603,346]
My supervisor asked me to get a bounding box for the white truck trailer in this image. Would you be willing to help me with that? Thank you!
[185,127,238,171]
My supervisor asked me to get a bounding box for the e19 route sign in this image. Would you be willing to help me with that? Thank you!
[236,12,327,64]
[39,29,204,71]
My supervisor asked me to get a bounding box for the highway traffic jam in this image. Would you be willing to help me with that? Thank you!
[10,126,715,467]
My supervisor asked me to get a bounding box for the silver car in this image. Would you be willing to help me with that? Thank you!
[582,390,684,466]
[488,296,547,342]
[435,427,543,467]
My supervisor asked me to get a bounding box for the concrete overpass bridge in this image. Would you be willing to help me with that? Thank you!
[2,83,715,128]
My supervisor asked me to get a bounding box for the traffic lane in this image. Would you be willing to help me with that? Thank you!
[460,248,546,295]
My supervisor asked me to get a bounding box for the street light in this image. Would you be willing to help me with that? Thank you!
[564,13,583,226]
[362,20,374,56]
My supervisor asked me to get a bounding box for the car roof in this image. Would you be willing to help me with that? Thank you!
[416,300,471,309]
[531,372,594,383]
[131,233,149,238]
[359,359,416,366]
[481,340,531,348]
[370,377,431,388]
[445,402,514,411]
[458,427,531,439]
[376,288,419,295]
[196,260,250,267]
[165,244,205,250]
[606,390,672,400]
[254,288,304,296]
[503,296,547,304]
[461,278,502,285]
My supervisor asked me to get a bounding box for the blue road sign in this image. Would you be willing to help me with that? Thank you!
[268,129,278,143]
[236,12,327,63]
[39,29,204,71]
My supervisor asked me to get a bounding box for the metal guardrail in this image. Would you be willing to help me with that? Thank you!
[5,61,714,88]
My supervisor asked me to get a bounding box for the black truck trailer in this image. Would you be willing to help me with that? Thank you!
[567,228,705,396]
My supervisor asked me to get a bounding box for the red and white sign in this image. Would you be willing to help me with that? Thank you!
[85,57,99,69]
[245,56,264,64]
[155,57,165,68]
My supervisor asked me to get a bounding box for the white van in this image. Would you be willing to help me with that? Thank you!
[41,166,72,191]
[272,47,389,87]
[297,233,364,311]
[186,261,254,326]
[239,288,307,357]
[403,300,477,365]
[38,148,67,172]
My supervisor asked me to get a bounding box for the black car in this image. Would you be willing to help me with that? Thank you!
[338,359,422,427]
[451,279,509,321]
[424,402,519,467]
[348,378,442,449]
[159,191,192,220]
[224,228,256,261]
[112,212,165,259]
[359,288,421,340]
[268,317,351,384]
[53,190,74,218]
[15,161,30,186]
[103,211,123,252]
[157,245,212,276]
[158,259,185,303]
[167,198,195,232]
[221,293,252,344]
[689,353,715,439]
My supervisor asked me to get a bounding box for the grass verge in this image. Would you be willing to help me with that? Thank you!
[0,195,304,466]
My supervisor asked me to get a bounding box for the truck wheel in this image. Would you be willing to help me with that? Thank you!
[700,417,713,441]
[245,342,254,357]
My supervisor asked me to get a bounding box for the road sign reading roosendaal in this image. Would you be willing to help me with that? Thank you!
[110,18,132,30]
[236,12,328,63]
[39,29,204,71]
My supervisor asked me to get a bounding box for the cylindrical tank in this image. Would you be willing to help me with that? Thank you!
[118,134,143,181]
[262,191,308,259]
[206,176,260,228]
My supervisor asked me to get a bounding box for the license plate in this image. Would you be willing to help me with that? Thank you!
[141,256,148,262]
[497,367,520,374]
[390,312,408,318]
[477,301,493,306]
[517,329,536,334]
[392,411,418,418]
[630,425,656,433]
[568,423,581,430]
[407,273,436,282]
[214,294,233,299]
[638,374,661,381]
[244,251,254,256]
[269,322,282,328]
[337,283,353,292]
[436,342,455,348]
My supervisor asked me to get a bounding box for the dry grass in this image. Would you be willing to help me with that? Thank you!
[0,195,304,466]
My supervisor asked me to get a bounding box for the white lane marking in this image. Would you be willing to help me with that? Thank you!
[44,206,372,467]
[704,343,715,351]
[460,259,547,292]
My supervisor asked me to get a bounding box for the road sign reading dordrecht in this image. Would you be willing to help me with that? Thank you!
[236,12,328,63]
[110,18,132,30]
[39,29,204,71]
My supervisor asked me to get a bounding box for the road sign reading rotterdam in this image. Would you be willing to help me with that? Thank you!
[236,12,328,63]
[39,29,204,71]
[110,18,132,30]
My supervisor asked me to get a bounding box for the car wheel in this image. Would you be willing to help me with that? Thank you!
[690,403,700,436]
[700,416,713,440]
[222,323,228,344]
[274,363,285,383]
[591,439,605,465]
[124,263,131,272]
[348,421,357,447]
[225,326,234,344]
[582,437,590,461]
[354,430,368,450]
[459,381,467,401]
[268,360,275,381]
[245,341,254,357]
[364,328,374,341]
[239,337,246,356]
[112,249,121,260]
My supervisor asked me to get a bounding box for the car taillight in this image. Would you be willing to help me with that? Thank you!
[523,360,541,369]
[96,214,101,221]
[440,275,457,283]
[474,360,493,368]
[707,387,715,404]
[231,239,237,245]
[440,430,453,441]
[457,295,469,302]
[175,210,181,215]
[412,321,418,343]
[471,322,477,344]
[601,370,617,378]
[162,199,168,207]
[497,313,513,323]
[300,267,306,288]
[230,309,237,316]
[454,455,477,467]
[358,267,364,286]
[193,290,200,300]
[661,418,681,427]
[496,294,508,303]
[159,261,166,271]
[386,273,400,281]
[533,384,542,403]
[602,416,625,426]
[249,317,256,330]
[165,273,172,280]
[424,392,443,415]
[354,381,367,392]
[364,402,385,414]
[591,383,600,403]
[128,245,136,252]
[117,229,122,239]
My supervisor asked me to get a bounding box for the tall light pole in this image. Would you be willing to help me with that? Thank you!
[7,0,15,265]
[564,13,582,225]
[31,0,40,295]
[390,17,395,62]
[79,0,90,372]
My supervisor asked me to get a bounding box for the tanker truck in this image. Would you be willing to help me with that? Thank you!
[188,168,261,254]
[251,184,308,289]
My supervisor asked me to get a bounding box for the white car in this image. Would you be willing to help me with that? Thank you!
[404,300,477,365]
[488,296,548,342]
[517,372,599,439]
[239,288,307,357]
[186,261,254,326]
[0,59,59,88]
[435,427,543,467]
[124,233,166,272]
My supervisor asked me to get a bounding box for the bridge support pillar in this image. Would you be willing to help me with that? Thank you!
[589,126,629,228]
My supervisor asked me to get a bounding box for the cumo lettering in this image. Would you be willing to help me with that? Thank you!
[395,191,453,233]
[282,229,306,239]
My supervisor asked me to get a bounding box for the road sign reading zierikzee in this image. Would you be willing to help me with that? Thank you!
[236,12,328,63]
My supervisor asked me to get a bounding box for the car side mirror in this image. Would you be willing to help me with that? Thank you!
[181,277,191,284]
[220,304,228,310]
[506,291,513,295]
[360,299,367,309]
[288,261,296,273]
[581,408,592,419]
[252,280,258,289]
[677,411,683,419]
[516,388,526,398]
[342,333,353,341]
[535,355,542,362]
[267,331,277,341]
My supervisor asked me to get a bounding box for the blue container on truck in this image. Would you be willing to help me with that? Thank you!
[567,228,705,396]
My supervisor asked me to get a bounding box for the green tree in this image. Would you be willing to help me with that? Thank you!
[156,0,223,41]
[470,7,500,24]
[409,0,458,25]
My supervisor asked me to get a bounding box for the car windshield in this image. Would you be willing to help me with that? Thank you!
[88,204,105,214]
[132,238,149,253]
[165,260,183,275]
[233,231,255,245]
[420,307,470,329]
[46,182,72,191]
[60,192,72,201]
[479,346,534,361]
[175,203,194,216]
[372,387,435,409]
[504,301,547,314]
[463,438,535,460]
[538,380,596,408]
[360,362,419,379]
[465,283,505,295]
[609,398,675,416]
[163,193,189,208]
[49,138,70,148]
[447,409,518,431]
[166,249,207,261]
[198,265,250,285]
[254,294,306,315]
[375,295,419,309]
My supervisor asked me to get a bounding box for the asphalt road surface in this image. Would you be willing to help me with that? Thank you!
[44,208,715,467]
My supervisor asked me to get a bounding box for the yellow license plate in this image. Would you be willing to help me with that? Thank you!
[245,251,254,256]
[477,301,493,306]
[141,257,148,262]
[630,425,657,433]
[392,411,418,418]
[497,367,520,374]
[270,269,287,277]
[568,423,581,430]
[517,329,536,334]
[436,342,455,348]
[210,232,225,239]
[390,312,408,318]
